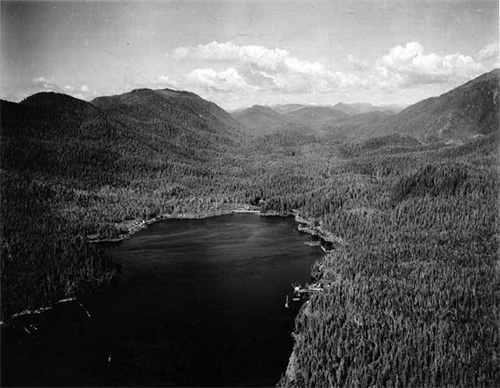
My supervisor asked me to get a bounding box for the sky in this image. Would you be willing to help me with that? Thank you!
[1,0,499,110]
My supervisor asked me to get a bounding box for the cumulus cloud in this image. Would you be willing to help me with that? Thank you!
[32,76,97,100]
[478,42,499,69]
[478,42,499,60]
[347,54,369,71]
[160,40,495,109]
[378,42,484,87]
[186,67,253,92]
[156,75,180,89]
[33,76,58,90]
[169,41,361,94]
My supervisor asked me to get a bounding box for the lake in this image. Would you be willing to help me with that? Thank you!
[3,214,323,387]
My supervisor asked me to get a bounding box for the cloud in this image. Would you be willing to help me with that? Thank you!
[347,54,369,71]
[169,41,362,94]
[186,67,253,92]
[156,75,180,89]
[33,76,58,90]
[169,40,487,97]
[478,42,499,62]
[31,76,97,100]
[378,42,484,87]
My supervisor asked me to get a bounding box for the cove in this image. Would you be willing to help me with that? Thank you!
[90,214,322,386]
[1,214,322,387]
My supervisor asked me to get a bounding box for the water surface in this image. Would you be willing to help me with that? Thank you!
[2,214,322,387]
[90,214,322,386]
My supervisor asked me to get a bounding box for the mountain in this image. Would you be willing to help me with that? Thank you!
[348,102,404,114]
[1,93,119,185]
[369,69,500,142]
[92,88,242,148]
[232,105,295,134]
[268,104,306,114]
[0,87,250,319]
[1,87,249,195]
[332,102,361,115]
[324,110,395,139]
[284,106,350,127]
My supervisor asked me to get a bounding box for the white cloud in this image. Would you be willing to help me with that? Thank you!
[33,76,57,90]
[162,40,495,109]
[347,54,369,71]
[478,42,499,69]
[478,42,499,60]
[169,41,362,94]
[378,42,484,87]
[156,75,180,89]
[186,67,253,92]
[31,77,97,100]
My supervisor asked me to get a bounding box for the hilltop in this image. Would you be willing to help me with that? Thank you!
[232,105,296,134]
[92,88,242,150]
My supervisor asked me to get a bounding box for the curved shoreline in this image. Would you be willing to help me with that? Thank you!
[4,206,334,387]
[87,205,294,244]
[6,207,336,322]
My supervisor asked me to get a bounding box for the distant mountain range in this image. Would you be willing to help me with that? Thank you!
[231,105,297,134]
[232,69,499,143]
[232,103,396,137]
[266,102,404,115]
[2,69,498,167]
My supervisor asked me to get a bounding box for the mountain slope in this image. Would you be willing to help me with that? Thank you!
[370,69,500,142]
[0,87,248,319]
[268,104,306,114]
[92,88,242,149]
[1,93,119,185]
[284,106,350,127]
[232,105,295,134]
[332,102,361,115]
[349,102,404,113]
[323,110,395,140]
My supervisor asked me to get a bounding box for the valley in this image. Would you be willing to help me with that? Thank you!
[1,69,499,386]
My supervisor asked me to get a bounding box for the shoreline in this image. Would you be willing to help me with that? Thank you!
[4,204,333,387]
[87,205,295,244]
[6,207,335,321]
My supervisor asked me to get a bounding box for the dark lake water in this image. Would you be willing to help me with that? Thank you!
[2,214,322,387]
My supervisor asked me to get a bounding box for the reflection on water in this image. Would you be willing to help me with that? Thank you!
[3,214,322,387]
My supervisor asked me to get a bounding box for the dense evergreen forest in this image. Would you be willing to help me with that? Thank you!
[1,70,499,386]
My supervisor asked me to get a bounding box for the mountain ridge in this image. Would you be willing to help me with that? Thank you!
[368,69,500,142]
[232,104,297,134]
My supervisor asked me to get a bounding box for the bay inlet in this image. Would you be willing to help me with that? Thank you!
[87,213,323,386]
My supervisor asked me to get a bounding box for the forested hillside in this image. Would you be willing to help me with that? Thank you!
[367,68,500,142]
[232,105,297,134]
[283,106,350,128]
[1,70,499,387]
